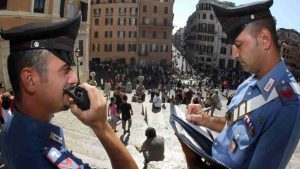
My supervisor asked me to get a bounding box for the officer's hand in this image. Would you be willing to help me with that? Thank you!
[186,104,209,126]
[69,83,107,128]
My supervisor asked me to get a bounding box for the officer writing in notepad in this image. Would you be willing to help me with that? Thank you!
[182,0,300,169]
[0,13,138,169]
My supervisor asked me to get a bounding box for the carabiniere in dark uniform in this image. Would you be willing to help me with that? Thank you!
[0,13,92,169]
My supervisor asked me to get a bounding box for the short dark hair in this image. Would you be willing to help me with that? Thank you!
[110,97,115,102]
[123,95,128,101]
[7,49,50,100]
[1,95,11,110]
[145,127,156,139]
[248,17,279,50]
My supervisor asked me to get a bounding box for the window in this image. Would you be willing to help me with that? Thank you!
[128,44,137,52]
[164,18,168,26]
[151,44,158,52]
[119,7,126,16]
[96,0,100,4]
[142,31,146,38]
[164,7,168,14]
[79,40,83,56]
[202,14,206,19]
[117,44,125,52]
[34,0,45,13]
[94,8,100,17]
[199,45,206,54]
[105,44,112,51]
[153,18,157,25]
[129,18,137,25]
[161,44,168,52]
[0,0,7,9]
[200,23,207,32]
[118,31,126,38]
[94,31,98,38]
[105,31,113,38]
[93,43,100,52]
[80,1,88,22]
[118,18,126,25]
[152,31,156,39]
[154,6,157,13]
[163,32,167,39]
[132,0,136,2]
[95,19,99,25]
[221,38,228,44]
[210,14,214,20]
[121,0,125,2]
[207,46,213,53]
[129,31,137,38]
[143,5,147,12]
[208,24,215,34]
[67,2,75,18]
[140,43,147,54]
[106,8,113,16]
[220,47,227,55]
[130,7,138,16]
[59,0,65,17]
[105,18,113,25]
[142,17,146,25]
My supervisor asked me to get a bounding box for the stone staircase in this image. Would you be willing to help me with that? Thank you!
[50,89,300,169]
[50,91,188,169]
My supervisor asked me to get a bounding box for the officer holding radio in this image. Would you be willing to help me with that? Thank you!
[182,0,300,169]
[0,13,138,169]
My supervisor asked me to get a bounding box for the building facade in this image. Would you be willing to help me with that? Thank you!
[173,27,185,53]
[90,0,174,66]
[184,0,240,71]
[278,28,300,81]
[0,0,91,91]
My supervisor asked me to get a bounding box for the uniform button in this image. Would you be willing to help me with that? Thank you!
[235,133,240,140]
[247,92,251,95]
[257,116,264,124]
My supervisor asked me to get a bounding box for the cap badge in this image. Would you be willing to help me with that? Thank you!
[33,41,39,48]
[250,14,255,20]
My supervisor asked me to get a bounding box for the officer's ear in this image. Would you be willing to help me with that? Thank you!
[20,67,38,94]
[258,28,272,50]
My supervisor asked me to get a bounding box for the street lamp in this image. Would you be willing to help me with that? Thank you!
[75,48,80,84]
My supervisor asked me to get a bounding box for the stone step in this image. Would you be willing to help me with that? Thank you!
[63,128,100,147]
[72,151,111,169]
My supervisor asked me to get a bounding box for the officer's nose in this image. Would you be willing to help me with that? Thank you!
[68,70,78,85]
[231,45,239,60]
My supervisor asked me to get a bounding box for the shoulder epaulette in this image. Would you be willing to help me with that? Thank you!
[44,147,80,169]
[276,81,299,104]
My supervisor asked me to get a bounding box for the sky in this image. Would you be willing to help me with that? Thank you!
[173,0,300,34]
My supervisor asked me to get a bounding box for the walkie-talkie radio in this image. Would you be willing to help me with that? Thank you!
[64,85,90,110]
